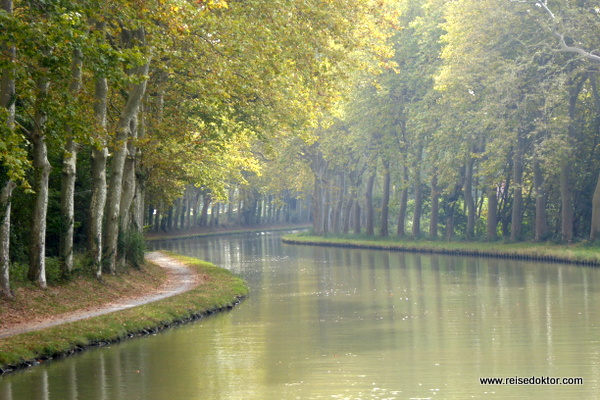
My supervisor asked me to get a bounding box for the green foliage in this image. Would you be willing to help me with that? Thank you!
[10,257,62,286]
[119,231,146,270]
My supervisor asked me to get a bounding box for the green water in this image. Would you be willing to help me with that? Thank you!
[1,232,599,399]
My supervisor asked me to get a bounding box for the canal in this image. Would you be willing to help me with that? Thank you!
[1,231,599,399]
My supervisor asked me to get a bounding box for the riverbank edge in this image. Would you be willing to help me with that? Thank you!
[145,224,310,242]
[0,252,248,375]
[282,234,600,266]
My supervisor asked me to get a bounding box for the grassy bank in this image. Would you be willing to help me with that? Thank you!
[0,253,248,374]
[283,233,600,266]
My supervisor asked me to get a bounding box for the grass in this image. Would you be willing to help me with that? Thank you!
[283,233,600,265]
[0,252,248,373]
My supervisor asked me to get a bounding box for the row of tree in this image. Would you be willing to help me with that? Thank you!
[0,0,397,296]
[303,0,600,243]
[3,0,599,298]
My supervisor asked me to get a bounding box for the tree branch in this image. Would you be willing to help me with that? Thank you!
[511,0,600,64]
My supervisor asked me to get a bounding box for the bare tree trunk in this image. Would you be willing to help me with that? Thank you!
[380,163,390,237]
[28,76,50,289]
[533,160,549,241]
[397,165,409,237]
[0,180,15,297]
[104,29,149,273]
[486,185,498,240]
[353,201,361,235]
[0,0,15,297]
[200,194,211,227]
[560,160,573,243]
[429,172,439,238]
[342,195,354,234]
[560,78,584,243]
[59,49,83,276]
[89,76,108,278]
[119,114,138,233]
[591,172,600,240]
[510,138,524,242]
[464,155,475,240]
[365,168,376,236]
[589,75,600,241]
[333,173,345,233]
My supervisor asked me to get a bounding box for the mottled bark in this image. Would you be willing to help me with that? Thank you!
[365,169,376,236]
[559,160,573,243]
[380,164,390,237]
[200,194,211,227]
[486,186,498,240]
[591,172,600,240]
[429,173,439,238]
[59,49,83,276]
[510,138,524,242]
[119,114,138,234]
[0,0,15,297]
[332,173,345,234]
[533,161,549,241]
[464,155,475,240]
[28,76,50,289]
[560,78,584,243]
[342,195,354,234]
[353,201,361,235]
[0,180,15,297]
[89,76,108,278]
[397,165,409,237]
[104,29,149,273]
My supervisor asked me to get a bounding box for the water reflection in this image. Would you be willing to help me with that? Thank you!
[2,232,599,399]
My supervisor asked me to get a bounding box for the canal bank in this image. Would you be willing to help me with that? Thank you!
[282,234,600,266]
[0,252,248,374]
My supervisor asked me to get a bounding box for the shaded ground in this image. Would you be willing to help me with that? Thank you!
[0,252,198,339]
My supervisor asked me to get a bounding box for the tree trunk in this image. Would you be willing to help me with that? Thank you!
[380,163,390,237]
[445,205,455,241]
[411,168,423,239]
[28,76,50,289]
[464,155,475,240]
[429,172,439,238]
[560,160,573,243]
[353,201,361,235]
[397,165,409,237]
[200,194,211,227]
[533,160,549,241]
[119,114,138,233]
[342,195,354,234]
[88,76,108,278]
[510,138,524,242]
[0,180,15,297]
[117,113,139,269]
[0,0,15,297]
[589,75,600,241]
[590,172,600,240]
[486,185,498,240]
[365,169,376,236]
[59,49,83,276]
[104,30,149,273]
[560,78,584,243]
[333,173,345,234]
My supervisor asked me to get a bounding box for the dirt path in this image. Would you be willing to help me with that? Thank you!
[0,252,198,339]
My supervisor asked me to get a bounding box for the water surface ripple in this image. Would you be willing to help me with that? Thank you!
[1,231,598,399]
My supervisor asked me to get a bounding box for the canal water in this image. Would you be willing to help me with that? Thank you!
[1,231,599,399]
